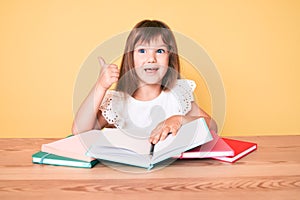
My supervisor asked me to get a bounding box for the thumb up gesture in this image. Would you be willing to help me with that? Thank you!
[97,57,120,90]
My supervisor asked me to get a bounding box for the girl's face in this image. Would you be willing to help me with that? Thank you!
[133,36,169,85]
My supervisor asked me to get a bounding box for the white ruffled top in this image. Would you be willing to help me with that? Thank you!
[99,79,196,133]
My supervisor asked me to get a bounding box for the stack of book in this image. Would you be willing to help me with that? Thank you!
[174,131,257,163]
[32,134,99,168]
[32,118,257,169]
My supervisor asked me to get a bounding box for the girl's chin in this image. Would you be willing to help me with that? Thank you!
[138,77,163,86]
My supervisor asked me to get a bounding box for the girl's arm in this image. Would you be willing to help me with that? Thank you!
[149,102,218,144]
[185,102,218,133]
[71,84,107,135]
[71,58,119,135]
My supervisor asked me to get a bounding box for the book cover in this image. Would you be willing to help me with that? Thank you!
[211,138,257,163]
[32,151,99,168]
[174,134,234,159]
[41,135,97,162]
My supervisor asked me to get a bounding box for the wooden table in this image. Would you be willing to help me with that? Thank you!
[0,136,299,200]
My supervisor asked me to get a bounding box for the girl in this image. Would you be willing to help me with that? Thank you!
[72,19,217,144]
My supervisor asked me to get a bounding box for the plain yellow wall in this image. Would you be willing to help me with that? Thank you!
[0,0,299,138]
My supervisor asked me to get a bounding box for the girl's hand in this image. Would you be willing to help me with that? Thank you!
[149,115,183,144]
[97,57,120,90]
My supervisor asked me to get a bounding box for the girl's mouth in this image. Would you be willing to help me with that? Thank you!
[144,67,159,72]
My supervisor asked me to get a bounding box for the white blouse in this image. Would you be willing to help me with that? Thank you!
[99,79,196,136]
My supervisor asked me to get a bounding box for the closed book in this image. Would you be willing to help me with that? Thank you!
[174,134,234,159]
[211,138,257,163]
[32,151,98,168]
[41,135,96,162]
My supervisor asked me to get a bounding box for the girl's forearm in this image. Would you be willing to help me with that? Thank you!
[181,115,218,133]
[203,116,218,133]
[71,83,107,134]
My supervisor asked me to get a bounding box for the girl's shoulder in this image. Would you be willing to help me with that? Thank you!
[99,90,128,127]
[102,90,129,101]
[99,90,126,110]
[174,79,196,91]
[170,79,196,114]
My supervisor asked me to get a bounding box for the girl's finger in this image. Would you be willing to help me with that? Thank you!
[159,127,171,141]
[107,64,118,70]
[111,77,119,83]
[150,129,162,144]
[97,56,108,67]
[150,134,159,144]
[169,126,178,136]
[111,71,120,77]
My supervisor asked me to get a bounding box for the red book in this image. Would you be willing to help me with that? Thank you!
[211,138,257,163]
[175,132,234,159]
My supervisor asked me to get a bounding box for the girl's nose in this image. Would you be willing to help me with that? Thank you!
[147,51,157,63]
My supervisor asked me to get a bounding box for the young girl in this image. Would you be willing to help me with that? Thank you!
[72,19,217,144]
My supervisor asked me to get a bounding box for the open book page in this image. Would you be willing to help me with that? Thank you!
[85,129,153,168]
[88,145,151,168]
[152,118,213,164]
[99,128,151,155]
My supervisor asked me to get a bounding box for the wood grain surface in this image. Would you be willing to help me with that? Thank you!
[0,136,299,200]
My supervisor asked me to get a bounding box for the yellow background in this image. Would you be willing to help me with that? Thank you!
[0,0,299,138]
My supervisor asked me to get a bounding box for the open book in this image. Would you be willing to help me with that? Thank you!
[86,118,212,169]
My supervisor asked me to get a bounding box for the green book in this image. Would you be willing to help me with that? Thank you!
[32,151,99,168]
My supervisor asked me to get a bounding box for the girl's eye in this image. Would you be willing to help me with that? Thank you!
[138,49,146,53]
[157,49,166,54]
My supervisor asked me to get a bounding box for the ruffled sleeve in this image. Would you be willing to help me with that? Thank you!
[99,90,125,128]
[172,79,196,115]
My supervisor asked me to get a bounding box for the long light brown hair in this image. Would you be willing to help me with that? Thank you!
[116,20,181,95]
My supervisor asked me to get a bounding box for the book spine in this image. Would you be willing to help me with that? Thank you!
[40,153,51,163]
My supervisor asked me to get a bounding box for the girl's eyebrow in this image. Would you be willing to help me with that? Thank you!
[135,44,168,49]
